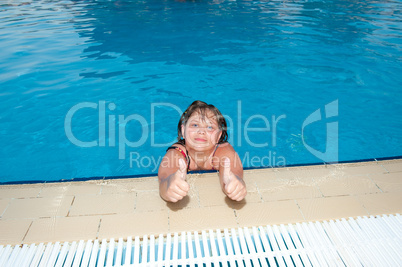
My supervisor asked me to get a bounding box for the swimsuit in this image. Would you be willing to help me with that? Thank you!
[166,143,219,171]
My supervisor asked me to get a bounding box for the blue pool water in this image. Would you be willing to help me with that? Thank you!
[1,0,401,183]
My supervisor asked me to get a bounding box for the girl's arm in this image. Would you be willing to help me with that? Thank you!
[216,143,247,201]
[158,149,189,202]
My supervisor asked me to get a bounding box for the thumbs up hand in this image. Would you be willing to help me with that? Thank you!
[221,157,247,201]
[161,158,190,202]
[177,158,187,181]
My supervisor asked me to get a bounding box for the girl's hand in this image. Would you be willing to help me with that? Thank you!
[160,158,189,202]
[221,157,247,201]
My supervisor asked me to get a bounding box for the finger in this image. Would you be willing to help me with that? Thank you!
[222,157,231,184]
[225,180,238,195]
[228,187,241,200]
[170,190,186,201]
[177,179,190,193]
[228,189,241,201]
[178,158,187,180]
[172,183,189,196]
[230,189,246,201]
[169,196,179,203]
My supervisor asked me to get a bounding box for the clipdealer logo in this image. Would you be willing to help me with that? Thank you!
[64,100,338,169]
[302,100,339,163]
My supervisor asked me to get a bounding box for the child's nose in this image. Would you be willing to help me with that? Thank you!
[197,127,206,133]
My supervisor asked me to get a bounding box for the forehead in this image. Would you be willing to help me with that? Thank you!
[188,111,218,124]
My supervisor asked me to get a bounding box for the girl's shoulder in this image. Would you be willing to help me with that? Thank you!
[215,142,235,157]
[212,142,243,171]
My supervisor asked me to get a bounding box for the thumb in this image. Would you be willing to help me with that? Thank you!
[222,157,232,184]
[178,158,187,180]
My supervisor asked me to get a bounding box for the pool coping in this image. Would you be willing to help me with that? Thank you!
[0,158,401,246]
[1,155,401,185]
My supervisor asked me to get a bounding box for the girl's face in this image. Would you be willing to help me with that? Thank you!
[181,111,222,151]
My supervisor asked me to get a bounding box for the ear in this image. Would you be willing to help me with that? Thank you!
[181,124,185,138]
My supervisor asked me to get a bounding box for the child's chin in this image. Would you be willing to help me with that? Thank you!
[192,143,213,149]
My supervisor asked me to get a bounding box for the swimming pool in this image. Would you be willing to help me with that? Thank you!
[1,0,401,183]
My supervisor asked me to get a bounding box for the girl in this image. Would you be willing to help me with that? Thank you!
[158,100,246,202]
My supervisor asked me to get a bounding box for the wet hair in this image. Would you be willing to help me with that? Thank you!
[177,100,228,145]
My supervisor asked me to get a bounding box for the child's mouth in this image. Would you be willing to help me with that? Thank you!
[195,138,207,142]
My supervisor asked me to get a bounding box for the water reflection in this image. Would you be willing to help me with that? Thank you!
[66,0,396,68]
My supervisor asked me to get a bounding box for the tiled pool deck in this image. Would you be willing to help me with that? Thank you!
[0,159,401,246]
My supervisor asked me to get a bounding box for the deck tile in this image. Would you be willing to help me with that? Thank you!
[326,164,387,176]
[101,177,159,194]
[316,175,381,196]
[235,200,304,227]
[69,194,136,216]
[297,196,368,222]
[197,186,228,207]
[247,172,277,189]
[380,161,402,173]
[279,167,335,180]
[98,211,169,240]
[259,178,322,201]
[39,181,102,197]
[0,184,43,199]
[355,192,402,215]
[135,191,172,212]
[100,180,138,195]
[227,191,263,207]
[190,173,220,189]
[369,172,402,193]
[0,219,32,245]
[0,199,10,216]
[169,206,237,233]
[2,196,73,219]
[23,216,100,244]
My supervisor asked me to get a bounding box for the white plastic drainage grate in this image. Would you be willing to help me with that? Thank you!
[0,214,401,266]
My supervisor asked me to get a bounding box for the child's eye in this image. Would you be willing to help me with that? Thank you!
[192,123,198,127]
[207,126,214,130]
